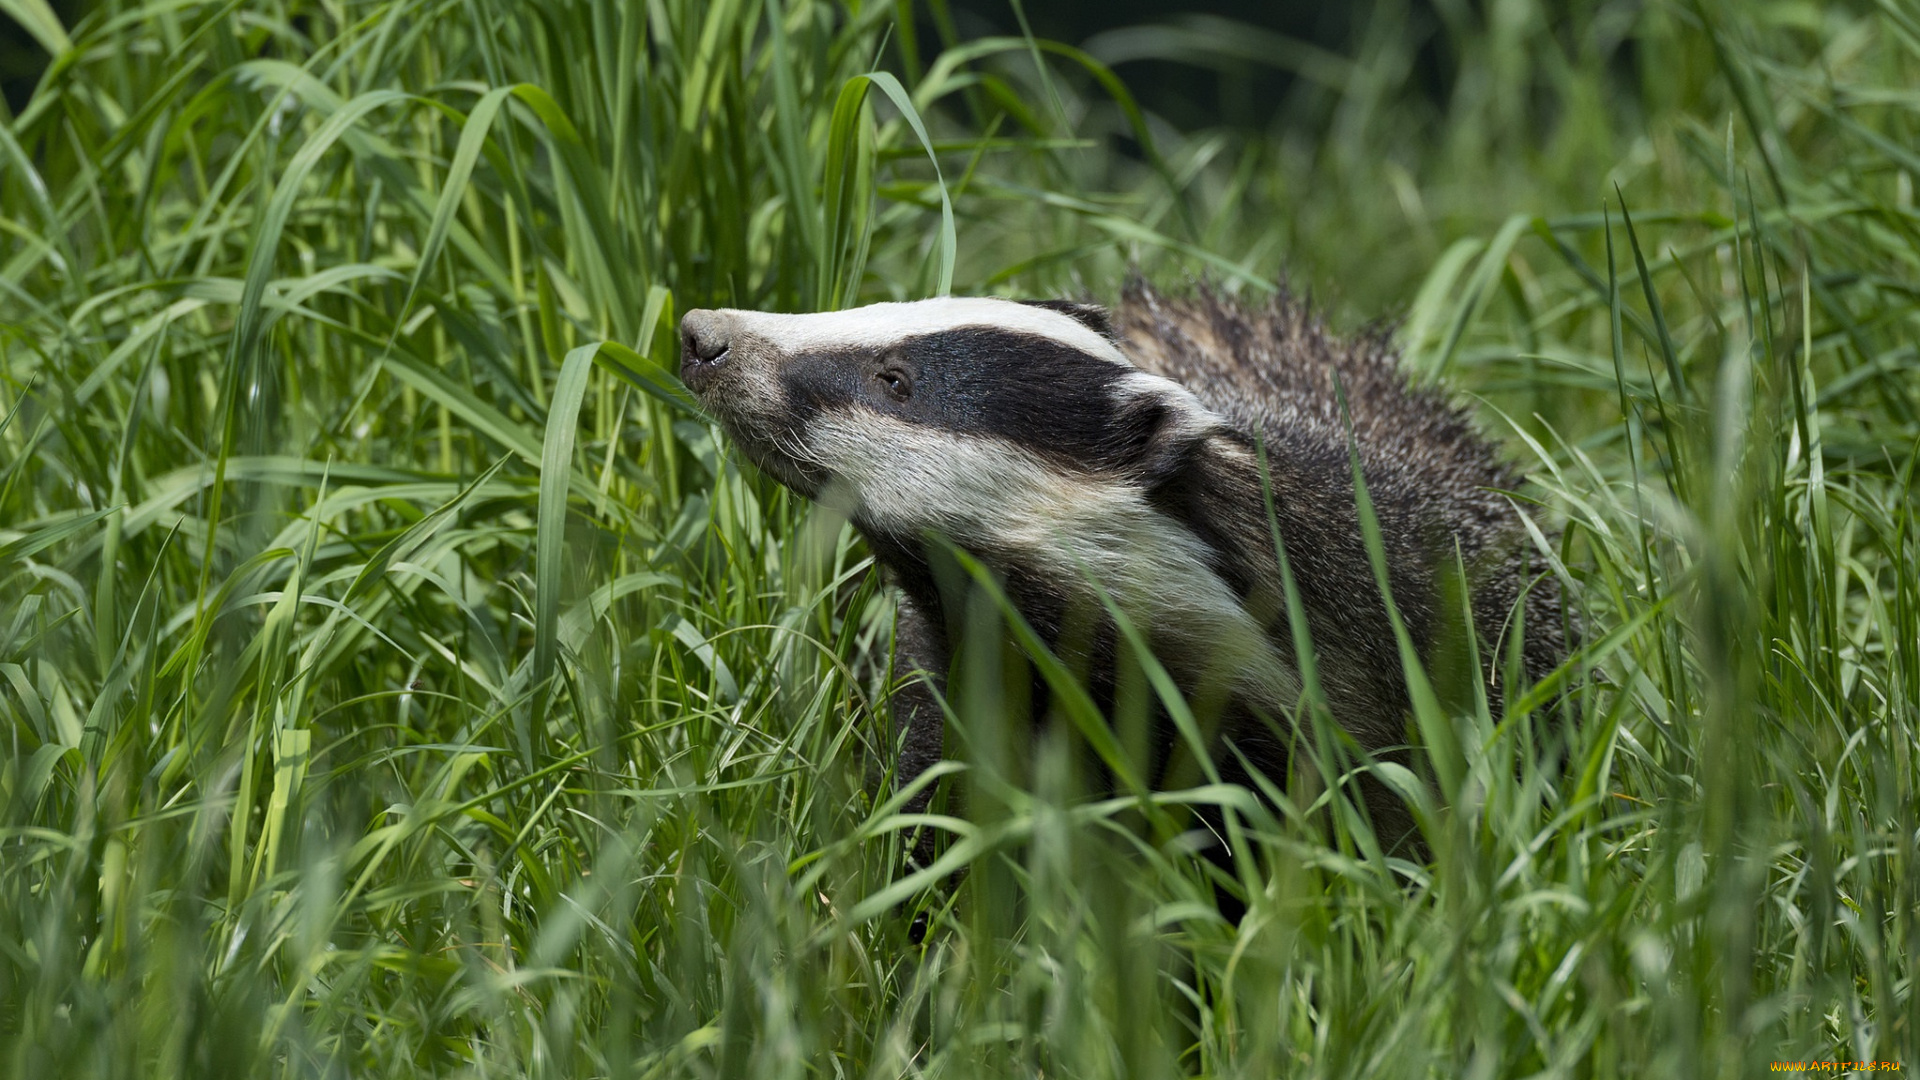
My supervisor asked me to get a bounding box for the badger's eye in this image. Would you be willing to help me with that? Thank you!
[876,367,912,402]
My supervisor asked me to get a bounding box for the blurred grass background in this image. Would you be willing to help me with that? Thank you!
[1,0,1917,1075]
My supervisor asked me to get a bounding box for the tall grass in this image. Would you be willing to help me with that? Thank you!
[1,0,1915,1075]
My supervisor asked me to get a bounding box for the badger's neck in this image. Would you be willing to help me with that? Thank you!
[863,432,1302,722]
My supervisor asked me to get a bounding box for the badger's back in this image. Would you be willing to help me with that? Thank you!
[1115,281,1567,708]
[1117,281,1511,513]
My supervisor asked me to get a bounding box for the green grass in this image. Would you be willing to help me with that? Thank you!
[2,0,1917,1075]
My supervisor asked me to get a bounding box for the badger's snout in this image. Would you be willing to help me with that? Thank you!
[678,309,732,393]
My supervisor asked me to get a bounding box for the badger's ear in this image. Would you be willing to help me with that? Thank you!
[1019,299,1113,339]
[1106,392,1207,484]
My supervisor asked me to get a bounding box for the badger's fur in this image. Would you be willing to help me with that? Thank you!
[679,283,1566,853]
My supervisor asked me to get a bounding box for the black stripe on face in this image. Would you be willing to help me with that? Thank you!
[782,326,1159,473]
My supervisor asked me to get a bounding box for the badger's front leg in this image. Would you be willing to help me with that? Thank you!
[887,590,949,869]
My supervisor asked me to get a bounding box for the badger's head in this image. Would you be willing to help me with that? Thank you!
[678,298,1221,554]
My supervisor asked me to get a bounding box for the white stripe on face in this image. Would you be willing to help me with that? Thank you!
[807,408,1097,543]
[712,298,1131,367]
[806,407,1299,713]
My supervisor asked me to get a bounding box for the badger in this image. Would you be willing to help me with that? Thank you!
[678,282,1566,855]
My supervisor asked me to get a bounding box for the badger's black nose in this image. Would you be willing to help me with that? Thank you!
[679,310,731,392]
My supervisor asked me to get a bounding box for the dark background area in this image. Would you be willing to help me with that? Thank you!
[0,0,80,113]
[933,0,1377,130]
[2,1,1458,123]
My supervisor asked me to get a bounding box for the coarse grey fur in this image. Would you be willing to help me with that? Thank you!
[678,282,1567,858]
